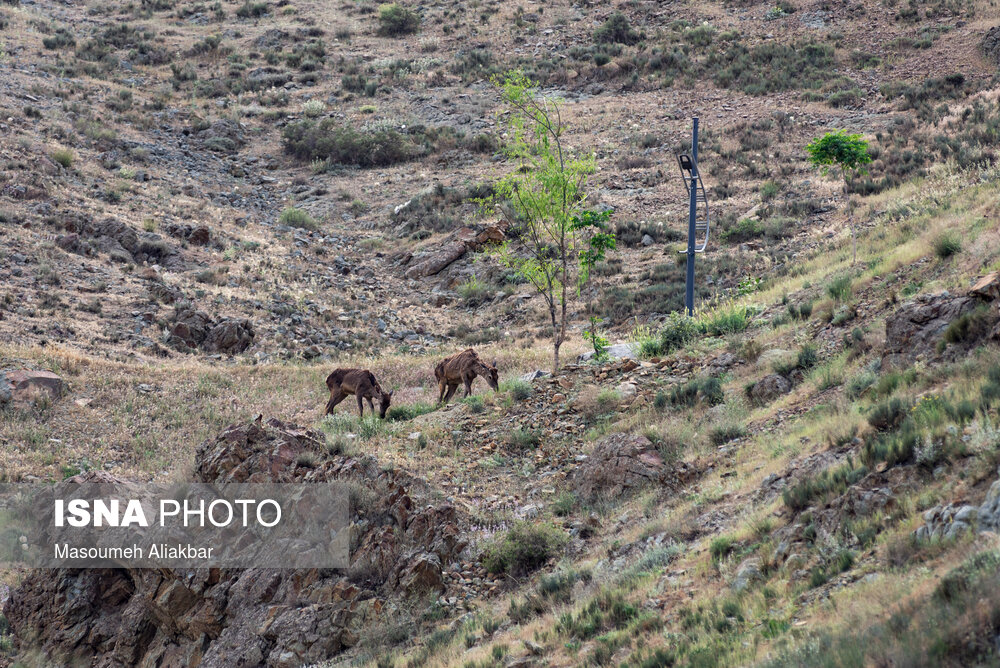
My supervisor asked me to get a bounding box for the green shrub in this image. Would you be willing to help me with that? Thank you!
[709,423,746,445]
[552,491,577,517]
[861,424,921,468]
[721,218,764,242]
[652,312,701,356]
[502,379,533,401]
[51,148,74,168]
[236,0,267,17]
[668,376,724,407]
[385,402,435,421]
[782,461,867,511]
[458,274,492,306]
[942,306,993,345]
[278,207,318,230]
[481,522,567,575]
[377,3,420,36]
[709,536,734,562]
[557,590,638,640]
[934,232,962,259]
[797,344,819,369]
[282,118,418,167]
[868,397,910,431]
[827,275,853,301]
[506,428,541,451]
[700,302,755,336]
[846,370,876,399]
[709,41,834,95]
[594,12,640,45]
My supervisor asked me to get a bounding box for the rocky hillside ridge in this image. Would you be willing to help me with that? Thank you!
[5,417,467,667]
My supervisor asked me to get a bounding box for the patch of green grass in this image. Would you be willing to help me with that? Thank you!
[826,275,853,301]
[506,428,540,451]
[51,148,74,168]
[278,207,318,230]
[501,379,533,401]
[385,402,435,421]
[933,232,962,259]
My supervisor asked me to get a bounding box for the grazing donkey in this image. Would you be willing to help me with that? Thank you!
[325,368,394,418]
[435,348,499,405]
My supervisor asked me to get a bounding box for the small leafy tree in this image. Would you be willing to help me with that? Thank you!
[487,71,616,373]
[806,130,872,265]
[583,316,611,363]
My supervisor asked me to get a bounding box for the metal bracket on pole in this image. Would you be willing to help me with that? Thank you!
[676,118,709,317]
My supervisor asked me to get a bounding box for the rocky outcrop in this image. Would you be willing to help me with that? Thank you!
[403,224,506,279]
[0,368,64,406]
[982,25,1000,65]
[168,309,254,355]
[915,473,1000,540]
[573,433,693,502]
[4,418,467,668]
[202,319,255,355]
[56,215,184,270]
[883,291,987,366]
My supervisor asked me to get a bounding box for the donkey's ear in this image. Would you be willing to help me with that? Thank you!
[388,389,395,397]
[492,360,498,370]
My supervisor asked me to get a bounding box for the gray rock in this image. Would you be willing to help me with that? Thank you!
[732,559,762,592]
[577,342,637,362]
[749,374,792,404]
[641,234,654,246]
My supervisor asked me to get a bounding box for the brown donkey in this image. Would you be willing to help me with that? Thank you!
[324,368,394,418]
[435,348,499,405]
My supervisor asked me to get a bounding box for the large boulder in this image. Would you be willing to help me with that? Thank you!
[5,418,468,667]
[0,369,64,406]
[573,433,693,502]
[202,319,255,355]
[748,373,791,405]
[167,308,214,349]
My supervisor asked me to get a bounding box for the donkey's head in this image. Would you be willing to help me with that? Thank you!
[482,360,499,392]
[378,389,394,419]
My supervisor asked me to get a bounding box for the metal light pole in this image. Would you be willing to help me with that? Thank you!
[685,117,699,317]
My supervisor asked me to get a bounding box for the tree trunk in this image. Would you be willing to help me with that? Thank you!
[851,221,856,266]
[548,303,560,375]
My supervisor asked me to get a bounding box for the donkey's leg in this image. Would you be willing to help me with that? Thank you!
[463,374,474,397]
[437,379,447,404]
[443,383,459,403]
[326,390,347,414]
[366,396,375,413]
[356,394,365,418]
